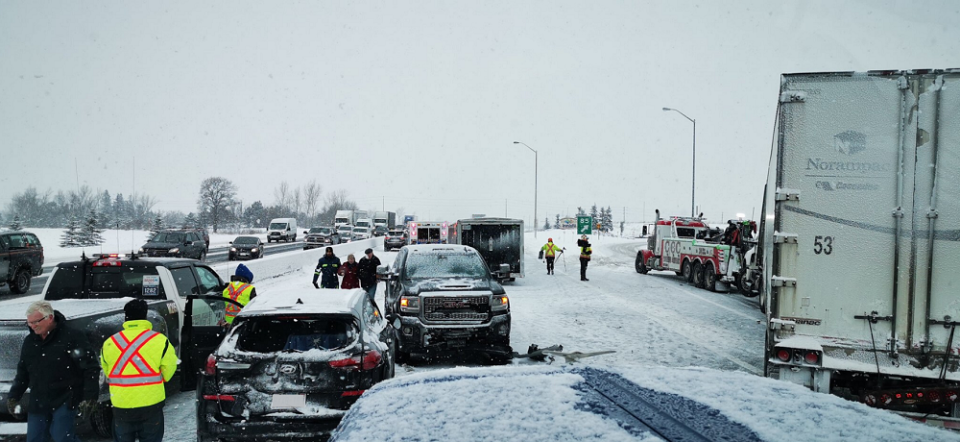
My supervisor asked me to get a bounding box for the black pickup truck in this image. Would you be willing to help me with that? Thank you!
[0,231,44,295]
[0,254,239,437]
[378,244,511,364]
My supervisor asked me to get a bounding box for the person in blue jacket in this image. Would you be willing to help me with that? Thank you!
[312,247,342,289]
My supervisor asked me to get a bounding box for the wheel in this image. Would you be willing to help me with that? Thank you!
[10,269,31,294]
[90,402,113,438]
[692,261,704,288]
[739,272,760,298]
[759,287,768,314]
[704,263,717,292]
[635,253,648,274]
[681,260,694,282]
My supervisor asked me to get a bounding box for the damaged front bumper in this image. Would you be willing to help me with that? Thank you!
[395,313,511,355]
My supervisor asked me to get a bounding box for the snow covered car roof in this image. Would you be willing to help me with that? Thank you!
[404,244,476,253]
[330,365,959,442]
[237,288,366,317]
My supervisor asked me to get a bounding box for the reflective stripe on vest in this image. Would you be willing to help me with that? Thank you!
[107,330,163,386]
[225,283,251,319]
[546,244,557,257]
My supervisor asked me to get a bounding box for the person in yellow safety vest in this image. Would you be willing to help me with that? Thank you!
[577,235,592,281]
[222,263,258,325]
[540,238,565,275]
[100,299,177,442]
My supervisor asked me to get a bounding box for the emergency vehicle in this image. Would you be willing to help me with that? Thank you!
[407,221,449,244]
[635,210,754,293]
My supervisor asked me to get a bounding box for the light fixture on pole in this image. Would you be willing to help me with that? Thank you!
[513,141,538,238]
[662,107,696,218]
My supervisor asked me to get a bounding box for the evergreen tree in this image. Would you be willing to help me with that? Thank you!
[183,213,198,230]
[577,207,585,216]
[8,215,23,231]
[554,214,560,229]
[81,210,104,246]
[590,205,599,223]
[149,215,165,239]
[60,217,81,247]
[543,217,551,230]
[602,206,614,232]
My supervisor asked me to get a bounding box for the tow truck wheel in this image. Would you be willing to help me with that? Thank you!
[692,261,704,288]
[635,254,648,274]
[10,268,31,294]
[704,264,717,292]
[681,260,694,282]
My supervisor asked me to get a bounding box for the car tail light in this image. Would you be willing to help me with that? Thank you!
[776,349,791,362]
[329,351,382,371]
[202,394,235,401]
[204,354,217,375]
[948,390,958,402]
[804,351,820,365]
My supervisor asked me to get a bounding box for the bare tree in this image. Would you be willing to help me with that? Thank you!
[303,180,322,222]
[198,177,237,233]
[293,187,302,216]
[129,193,157,229]
[274,181,290,212]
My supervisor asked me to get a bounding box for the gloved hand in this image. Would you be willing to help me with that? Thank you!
[78,400,98,417]
[7,398,20,416]
[313,282,320,289]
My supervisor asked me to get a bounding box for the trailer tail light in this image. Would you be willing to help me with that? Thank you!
[202,394,236,401]
[804,351,820,365]
[776,349,791,362]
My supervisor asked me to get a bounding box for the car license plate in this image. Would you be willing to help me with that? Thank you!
[271,394,306,409]
[240,253,248,256]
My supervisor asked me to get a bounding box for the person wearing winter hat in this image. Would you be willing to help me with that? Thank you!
[540,238,564,275]
[222,263,257,325]
[577,235,592,281]
[357,248,382,302]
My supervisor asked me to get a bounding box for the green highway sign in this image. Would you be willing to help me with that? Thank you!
[577,216,593,235]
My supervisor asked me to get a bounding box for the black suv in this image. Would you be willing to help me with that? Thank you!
[378,245,511,363]
[0,231,44,294]
[140,230,207,260]
[197,288,395,441]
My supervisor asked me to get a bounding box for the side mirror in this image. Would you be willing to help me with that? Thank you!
[303,231,308,235]
[229,241,233,245]
[186,241,194,246]
[376,265,395,280]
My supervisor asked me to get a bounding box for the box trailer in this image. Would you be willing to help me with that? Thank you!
[760,69,960,420]
[456,218,524,281]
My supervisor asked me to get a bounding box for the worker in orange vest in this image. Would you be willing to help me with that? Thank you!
[222,264,257,325]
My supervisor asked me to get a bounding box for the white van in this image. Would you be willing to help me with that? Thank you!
[267,218,298,243]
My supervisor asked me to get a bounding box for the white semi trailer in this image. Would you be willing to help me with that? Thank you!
[760,69,960,423]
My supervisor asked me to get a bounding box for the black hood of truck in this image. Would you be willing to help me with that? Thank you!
[400,277,505,296]
[142,241,183,249]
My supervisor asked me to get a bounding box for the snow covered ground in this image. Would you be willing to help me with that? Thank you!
[2,230,956,440]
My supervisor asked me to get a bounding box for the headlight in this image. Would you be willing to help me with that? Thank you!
[399,296,420,314]
[491,295,509,312]
[138,248,144,253]
[230,247,237,252]
[169,248,180,254]
[251,248,258,253]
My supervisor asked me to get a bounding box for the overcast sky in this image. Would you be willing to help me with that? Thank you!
[2,0,958,225]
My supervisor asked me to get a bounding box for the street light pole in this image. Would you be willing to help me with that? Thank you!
[662,107,696,218]
[513,141,538,238]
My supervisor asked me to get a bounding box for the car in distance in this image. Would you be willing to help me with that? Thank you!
[304,227,341,250]
[372,226,387,237]
[196,288,396,442]
[382,229,406,251]
[337,225,355,243]
[228,236,265,260]
[0,231,44,295]
[140,230,207,260]
[331,366,956,442]
[378,245,511,363]
[352,226,372,241]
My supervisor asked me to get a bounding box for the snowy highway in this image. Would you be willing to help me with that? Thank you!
[0,230,771,441]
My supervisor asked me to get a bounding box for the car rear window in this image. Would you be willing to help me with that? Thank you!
[235,316,357,353]
[46,265,166,300]
[403,251,488,279]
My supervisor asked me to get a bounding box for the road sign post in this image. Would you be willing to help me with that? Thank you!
[577,216,593,235]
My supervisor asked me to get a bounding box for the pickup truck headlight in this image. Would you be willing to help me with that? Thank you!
[399,296,420,314]
[138,248,144,253]
[251,248,258,253]
[491,295,509,312]
[230,247,237,252]
[168,248,180,254]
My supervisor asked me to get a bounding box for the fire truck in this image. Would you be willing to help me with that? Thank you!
[635,210,755,293]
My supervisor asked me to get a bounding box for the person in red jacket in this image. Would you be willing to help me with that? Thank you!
[338,254,361,289]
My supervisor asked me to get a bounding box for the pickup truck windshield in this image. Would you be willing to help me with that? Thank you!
[309,228,331,234]
[152,232,185,243]
[235,317,357,353]
[45,266,167,300]
[404,252,488,279]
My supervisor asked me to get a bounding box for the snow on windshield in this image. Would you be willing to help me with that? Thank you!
[233,236,259,244]
[404,251,487,279]
[151,232,184,243]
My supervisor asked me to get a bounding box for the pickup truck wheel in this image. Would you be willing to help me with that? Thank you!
[704,264,717,292]
[635,253,648,274]
[10,269,31,294]
[692,261,704,288]
[90,402,113,438]
[681,260,694,282]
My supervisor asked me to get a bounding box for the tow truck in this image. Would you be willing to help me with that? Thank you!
[635,210,755,293]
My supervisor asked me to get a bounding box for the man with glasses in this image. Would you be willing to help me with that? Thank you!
[357,248,382,302]
[8,301,97,442]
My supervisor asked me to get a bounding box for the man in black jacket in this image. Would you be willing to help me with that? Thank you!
[357,248,382,302]
[8,300,98,442]
[313,247,342,289]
